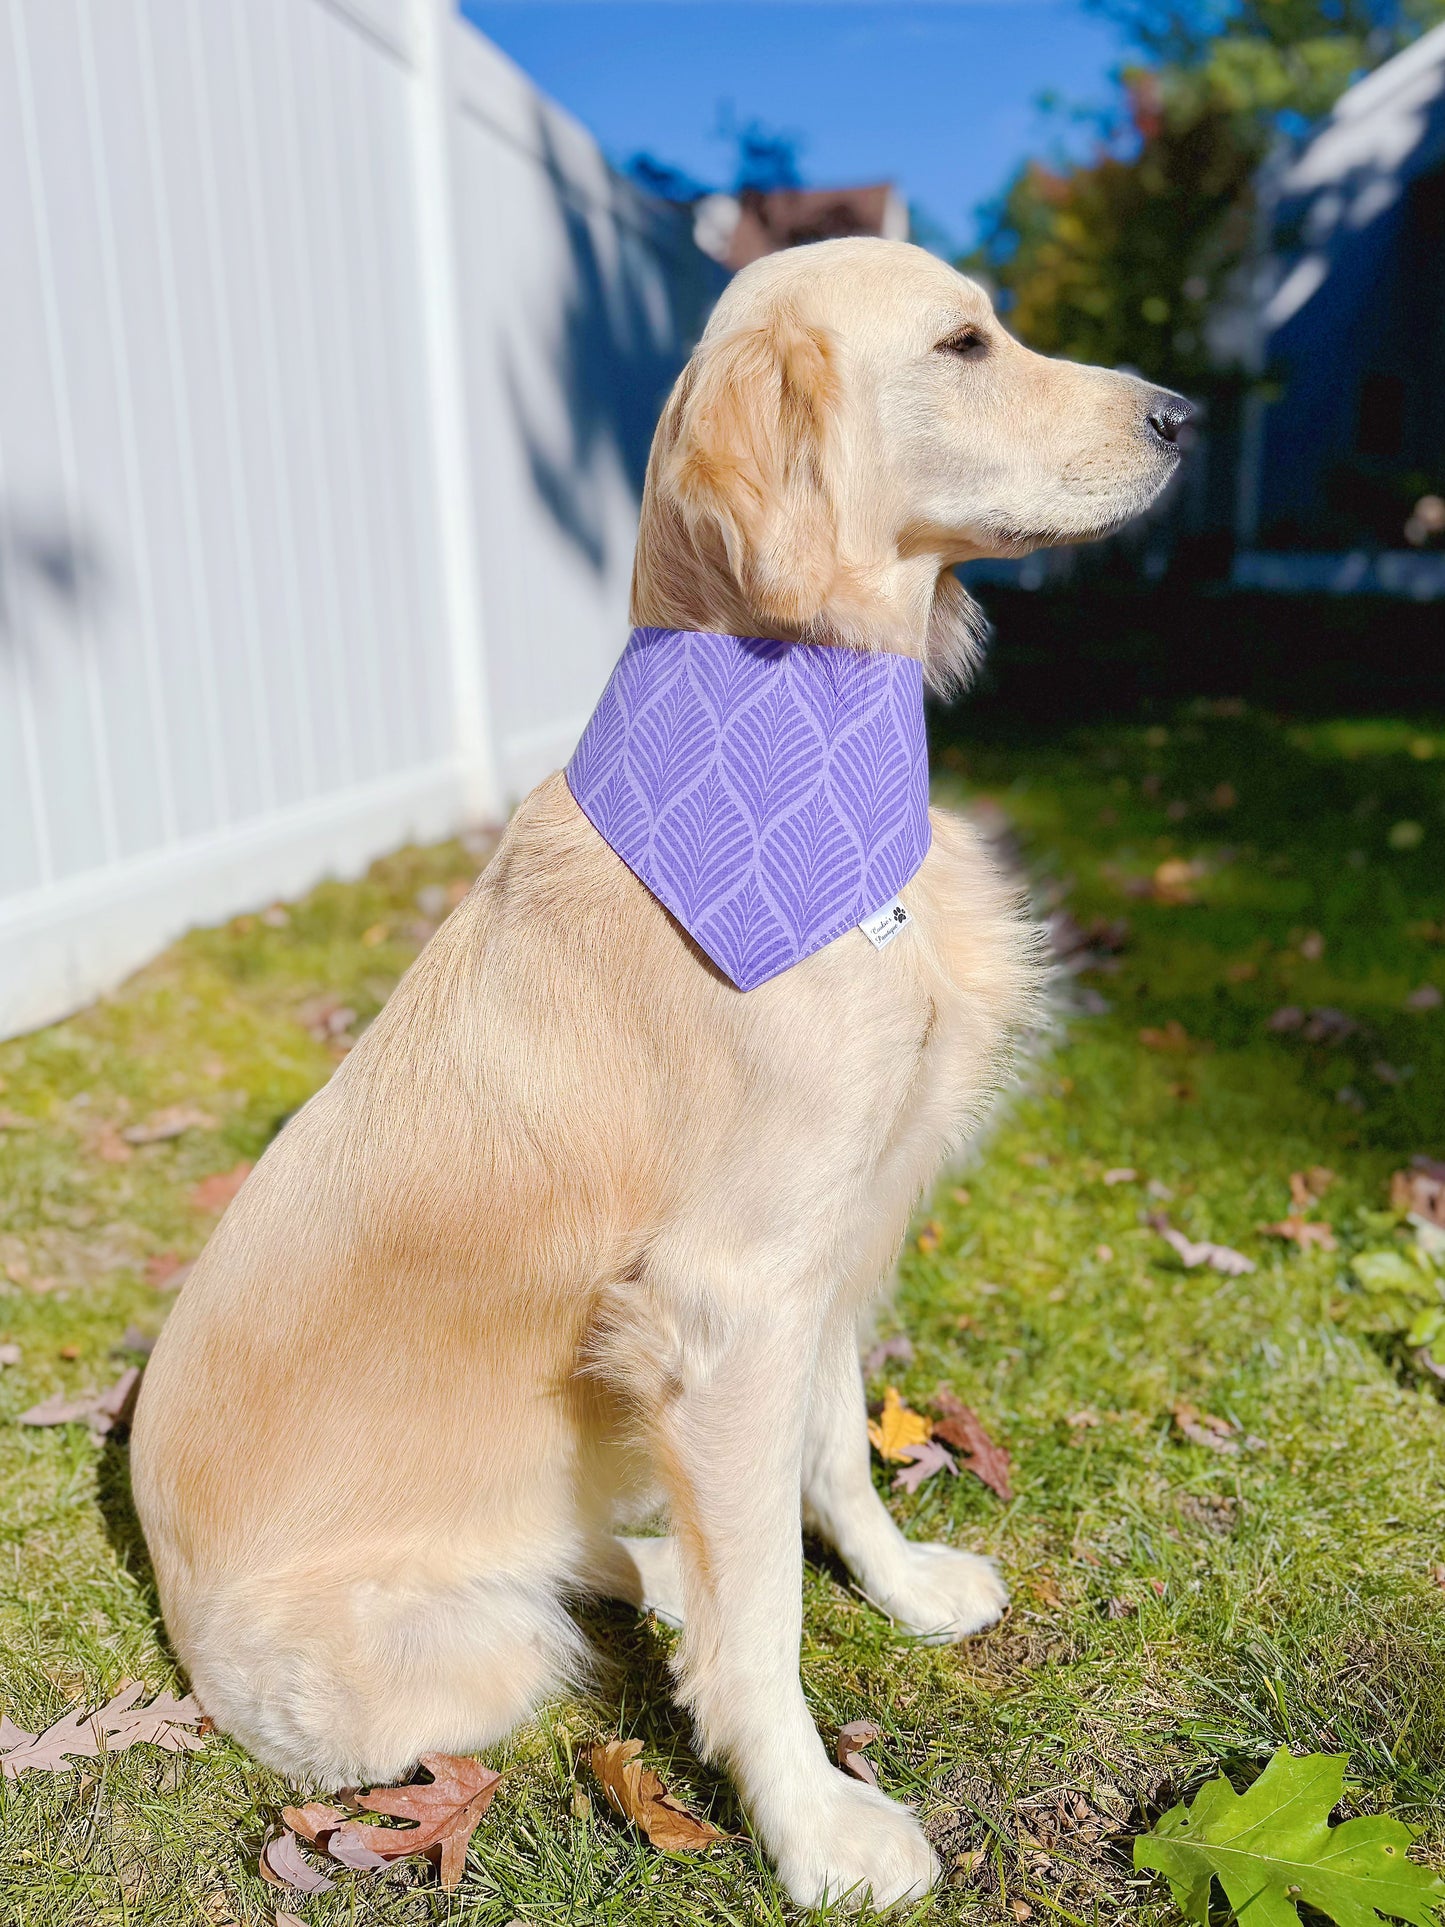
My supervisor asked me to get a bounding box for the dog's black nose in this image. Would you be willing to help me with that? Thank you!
[1146,393,1194,449]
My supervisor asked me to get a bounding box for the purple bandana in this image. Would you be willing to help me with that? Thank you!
[566,626,931,990]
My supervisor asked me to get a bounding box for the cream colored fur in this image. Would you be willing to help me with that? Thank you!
[131,239,1185,1910]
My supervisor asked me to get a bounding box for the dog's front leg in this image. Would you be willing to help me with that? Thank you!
[648,1284,939,1911]
[803,1305,1008,1640]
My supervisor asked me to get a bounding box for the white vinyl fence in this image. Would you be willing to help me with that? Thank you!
[0,0,721,1037]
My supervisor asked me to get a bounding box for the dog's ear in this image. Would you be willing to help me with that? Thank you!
[664,304,839,630]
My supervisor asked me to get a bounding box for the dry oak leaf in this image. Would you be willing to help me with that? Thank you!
[122,1105,215,1145]
[19,1365,141,1440]
[190,1163,252,1214]
[328,1751,501,1890]
[867,1386,933,1463]
[1152,1219,1256,1276]
[589,1738,724,1852]
[1139,1019,1204,1055]
[892,1437,958,1494]
[932,1387,1013,1501]
[145,1252,193,1291]
[281,1801,350,1843]
[836,1720,883,1787]
[1172,1400,1264,1457]
[862,1333,915,1378]
[1392,1158,1445,1228]
[91,1124,134,1164]
[282,1800,390,1871]
[1152,858,1201,905]
[259,1829,334,1895]
[0,1680,205,1777]
[1259,1215,1338,1252]
[1289,1167,1335,1209]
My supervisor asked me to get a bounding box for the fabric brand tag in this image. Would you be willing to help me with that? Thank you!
[858,897,912,950]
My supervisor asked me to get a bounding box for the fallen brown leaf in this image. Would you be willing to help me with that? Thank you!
[1152,1219,1256,1276]
[145,1252,193,1290]
[589,1739,723,1853]
[862,1333,914,1378]
[122,1105,215,1145]
[1139,1020,1206,1055]
[190,1164,252,1214]
[1259,1215,1337,1252]
[932,1387,1012,1501]
[867,1387,933,1463]
[916,1218,942,1255]
[1392,1159,1445,1227]
[91,1125,133,1164]
[260,1830,334,1895]
[280,1801,350,1845]
[329,1752,501,1890]
[891,1437,958,1494]
[274,1914,306,1927]
[0,1681,205,1777]
[837,1720,882,1787]
[1289,1167,1335,1209]
[19,1365,141,1440]
[1171,1400,1264,1456]
[114,1325,158,1357]
[297,996,357,1046]
[1151,857,1200,905]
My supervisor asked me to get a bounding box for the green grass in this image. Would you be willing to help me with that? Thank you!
[2,698,1444,1926]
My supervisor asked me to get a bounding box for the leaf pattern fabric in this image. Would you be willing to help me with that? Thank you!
[567,628,932,990]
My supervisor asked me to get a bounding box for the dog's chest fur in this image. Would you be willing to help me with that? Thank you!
[487,776,1043,1311]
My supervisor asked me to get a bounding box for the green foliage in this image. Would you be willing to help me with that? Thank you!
[1137,1746,1445,1925]
[968,0,1445,390]
[970,78,1256,384]
[1348,1226,1445,1360]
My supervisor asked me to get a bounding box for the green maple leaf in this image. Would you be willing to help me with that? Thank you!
[1135,1748,1445,1927]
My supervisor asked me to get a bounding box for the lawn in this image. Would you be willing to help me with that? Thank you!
[2,683,1444,1926]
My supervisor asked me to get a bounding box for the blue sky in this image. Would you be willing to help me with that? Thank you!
[461,2,1130,253]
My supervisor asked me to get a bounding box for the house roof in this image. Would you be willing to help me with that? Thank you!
[692,183,909,270]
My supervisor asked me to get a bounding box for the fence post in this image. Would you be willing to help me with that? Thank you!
[408,0,501,824]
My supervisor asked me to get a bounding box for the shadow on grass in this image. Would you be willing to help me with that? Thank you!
[94,1433,170,1658]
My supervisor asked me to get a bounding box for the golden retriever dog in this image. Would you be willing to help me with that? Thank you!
[132,238,1189,1909]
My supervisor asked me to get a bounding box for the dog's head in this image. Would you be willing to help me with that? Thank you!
[635,237,1190,683]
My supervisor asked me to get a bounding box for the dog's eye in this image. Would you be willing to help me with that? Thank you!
[937,325,987,357]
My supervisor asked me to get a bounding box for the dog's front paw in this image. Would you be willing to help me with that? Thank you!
[877,1542,1008,1643]
[768,1773,940,1912]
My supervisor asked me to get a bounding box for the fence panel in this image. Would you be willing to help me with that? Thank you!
[0,0,719,1037]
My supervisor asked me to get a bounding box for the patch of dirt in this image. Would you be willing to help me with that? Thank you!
[929,1753,1177,1914]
